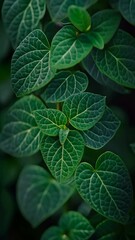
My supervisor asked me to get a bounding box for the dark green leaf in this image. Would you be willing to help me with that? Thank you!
[2,0,46,48]
[41,71,88,103]
[130,143,135,154]
[41,227,63,240]
[76,151,133,224]
[40,130,84,183]
[17,165,74,227]
[0,95,45,157]
[119,0,135,25]
[11,29,55,97]
[62,92,106,131]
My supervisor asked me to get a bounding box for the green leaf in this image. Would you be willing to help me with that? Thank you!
[81,107,120,149]
[17,165,74,227]
[87,32,104,50]
[109,0,119,9]
[2,0,46,48]
[41,227,63,240]
[119,0,135,25]
[41,71,88,103]
[47,0,97,22]
[76,151,133,224]
[50,25,93,70]
[11,29,55,97]
[40,130,84,183]
[92,30,135,89]
[34,109,67,136]
[130,143,135,154]
[91,9,121,44]
[0,95,45,157]
[59,128,69,145]
[68,5,91,32]
[62,92,106,131]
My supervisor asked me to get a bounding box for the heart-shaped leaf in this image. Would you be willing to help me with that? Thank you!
[40,130,84,183]
[11,29,55,97]
[119,0,135,25]
[76,151,133,224]
[0,95,45,157]
[62,92,106,131]
[17,165,74,227]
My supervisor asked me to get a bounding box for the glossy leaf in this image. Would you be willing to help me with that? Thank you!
[62,92,106,131]
[0,95,45,157]
[119,0,135,25]
[91,9,121,44]
[42,71,88,103]
[76,151,133,224]
[92,30,135,89]
[59,128,69,145]
[82,107,120,149]
[68,5,91,32]
[11,29,55,97]
[2,0,46,48]
[51,25,93,70]
[40,130,84,183]
[34,109,67,136]
[17,165,73,227]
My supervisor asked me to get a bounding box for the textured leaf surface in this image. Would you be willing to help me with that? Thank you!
[91,9,121,44]
[82,107,120,149]
[119,0,135,25]
[2,0,46,48]
[76,151,133,224]
[59,128,69,145]
[11,29,55,97]
[0,95,45,157]
[34,109,67,136]
[40,131,84,183]
[92,30,135,88]
[51,25,93,70]
[17,165,73,227]
[42,71,88,103]
[62,92,106,131]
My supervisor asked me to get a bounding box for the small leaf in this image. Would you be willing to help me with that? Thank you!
[2,0,46,48]
[62,92,106,131]
[17,165,74,227]
[91,9,121,44]
[41,226,63,240]
[68,5,91,32]
[92,30,135,89]
[41,71,88,103]
[119,0,135,25]
[34,109,67,136]
[40,130,84,183]
[51,25,93,70]
[82,107,120,149]
[87,32,104,50]
[59,128,69,145]
[11,29,55,97]
[76,151,133,224]
[0,95,45,157]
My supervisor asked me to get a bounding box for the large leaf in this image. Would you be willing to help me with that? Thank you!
[92,30,135,89]
[91,9,121,44]
[0,95,45,157]
[17,165,74,227]
[62,92,106,131]
[34,109,67,136]
[41,71,88,103]
[119,0,135,25]
[47,0,97,22]
[2,0,46,48]
[82,107,120,149]
[40,130,84,183]
[11,29,55,97]
[76,151,133,224]
[50,25,93,70]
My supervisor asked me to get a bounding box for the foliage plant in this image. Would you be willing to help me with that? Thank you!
[0,0,135,239]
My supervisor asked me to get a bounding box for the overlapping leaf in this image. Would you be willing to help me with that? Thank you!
[42,71,88,103]
[62,92,106,131]
[40,130,84,183]
[59,128,69,145]
[34,109,67,136]
[51,25,93,70]
[76,151,133,224]
[119,0,135,25]
[17,165,73,227]
[2,0,46,48]
[11,29,55,97]
[0,95,45,157]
